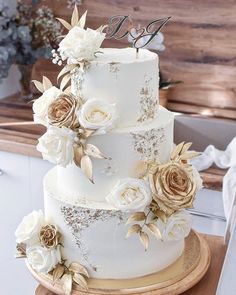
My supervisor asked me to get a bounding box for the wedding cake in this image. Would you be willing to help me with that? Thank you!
[15,8,202,293]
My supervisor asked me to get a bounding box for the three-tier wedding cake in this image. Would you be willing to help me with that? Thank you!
[15,8,202,293]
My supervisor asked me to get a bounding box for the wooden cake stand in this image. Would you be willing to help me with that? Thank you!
[27,230,211,295]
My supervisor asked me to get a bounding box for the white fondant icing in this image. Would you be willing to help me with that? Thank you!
[44,169,184,279]
[71,48,159,128]
[40,47,187,281]
[56,107,174,203]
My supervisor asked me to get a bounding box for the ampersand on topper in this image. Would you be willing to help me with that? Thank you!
[105,15,171,54]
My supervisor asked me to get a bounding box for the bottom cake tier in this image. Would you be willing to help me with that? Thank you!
[44,168,185,280]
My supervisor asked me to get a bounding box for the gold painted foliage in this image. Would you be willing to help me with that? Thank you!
[51,261,89,295]
[32,76,53,94]
[170,142,200,163]
[56,6,87,32]
[73,133,109,183]
[15,243,26,258]
[126,142,201,250]
[126,210,162,251]
[32,74,72,95]
[32,75,108,183]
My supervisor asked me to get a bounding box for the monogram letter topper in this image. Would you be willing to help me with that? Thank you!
[105,15,171,55]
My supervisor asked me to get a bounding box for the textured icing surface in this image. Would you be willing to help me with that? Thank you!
[44,173,184,279]
[41,47,184,280]
[56,107,174,203]
[71,48,159,127]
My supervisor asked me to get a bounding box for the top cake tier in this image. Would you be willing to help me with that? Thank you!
[71,48,159,128]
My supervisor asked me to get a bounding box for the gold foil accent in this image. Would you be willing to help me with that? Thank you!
[137,75,158,123]
[131,127,165,161]
[109,62,120,79]
[101,159,118,176]
[71,62,91,96]
[60,205,127,270]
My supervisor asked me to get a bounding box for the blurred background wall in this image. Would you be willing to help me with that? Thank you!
[2,0,235,118]
[31,0,236,119]
[0,0,20,98]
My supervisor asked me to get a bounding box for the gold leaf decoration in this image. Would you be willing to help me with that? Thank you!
[61,274,73,295]
[181,142,192,154]
[73,273,88,290]
[78,11,87,29]
[42,76,53,91]
[84,144,107,159]
[15,243,26,258]
[64,85,72,94]
[74,146,84,167]
[126,212,146,225]
[56,6,88,31]
[69,262,89,278]
[139,231,149,251]
[154,209,167,223]
[170,142,185,161]
[71,5,79,27]
[31,80,44,93]
[60,74,71,91]
[97,24,108,33]
[56,18,72,30]
[148,173,157,195]
[57,64,77,81]
[84,129,96,138]
[126,224,142,238]
[52,264,65,285]
[179,151,201,161]
[146,223,162,239]
[81,155,93,183]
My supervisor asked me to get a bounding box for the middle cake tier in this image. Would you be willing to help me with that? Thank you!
[56,106,174,204]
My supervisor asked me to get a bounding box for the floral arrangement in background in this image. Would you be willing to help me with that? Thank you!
[15,210,89,294]
[0,2,16,83]
[32,0,83,9]
[13,1,62,65]
[106,142,202,249]
[0,0,62,98]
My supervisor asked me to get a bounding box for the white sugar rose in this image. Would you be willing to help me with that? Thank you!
[77,99,116,131]
[33,86,61,126]
[26,245,61,274]
[157,211,192,241]
[37,126,76,167]
[106,178,151,212]
[15,210,44,245]
[59,26,105,64]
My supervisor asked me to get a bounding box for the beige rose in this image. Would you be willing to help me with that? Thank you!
[151,163,197,216]
[48,94,80,129]
[39,225,61,249]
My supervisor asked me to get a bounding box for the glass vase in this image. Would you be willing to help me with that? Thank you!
[18,64,33,100]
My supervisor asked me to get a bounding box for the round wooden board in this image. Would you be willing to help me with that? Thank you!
[27,231,211,295]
